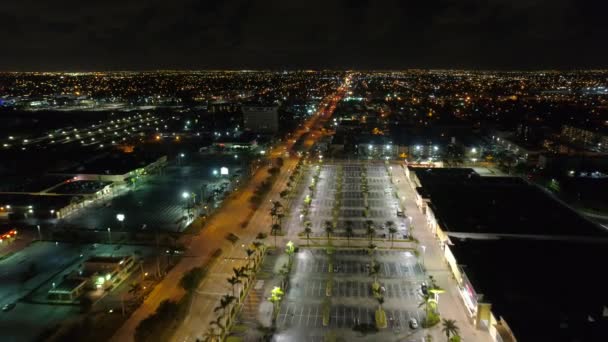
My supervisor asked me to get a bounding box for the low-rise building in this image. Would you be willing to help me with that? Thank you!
[242,104,279,133]
[48,278,88,302]
[83,255,136,290]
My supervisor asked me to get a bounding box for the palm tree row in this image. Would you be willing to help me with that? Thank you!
[205,240,266,342]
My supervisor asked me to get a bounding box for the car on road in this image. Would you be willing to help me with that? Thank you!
[2,303,16,312]
[409,318,419,329]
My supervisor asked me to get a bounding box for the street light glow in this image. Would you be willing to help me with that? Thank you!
[116,213,125,222]
[182,192,190,199]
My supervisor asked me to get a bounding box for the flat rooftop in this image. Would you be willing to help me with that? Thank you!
[0,175,72,193]
[85,256,129,264]
[49,277,87,293]
[50,180,112,194]
[450,237,608,341]
[413,167,605,237]
[58,152,164,176]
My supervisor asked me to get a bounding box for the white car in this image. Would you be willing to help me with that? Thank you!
[409,318,419,329]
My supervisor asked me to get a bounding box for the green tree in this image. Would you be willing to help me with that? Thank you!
[345,220,354,247]
[209,317,225,338]
[370,263,381,284]
[324,220,334,244]
[227,276,241,297]
[285,241,295,266]
[214,294,236,325]
[179,267,205,292]
[366,222,376,243]
[442,319,460,340]
[201,326,219,342]
[388,226,397,248]
[245,248,255,270]
[271,223,281,248]
[303,221,313,246]
[268,286,284,320]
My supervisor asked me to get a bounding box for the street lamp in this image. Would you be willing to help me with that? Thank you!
[420,245,426,268]
[107,227,112,244]
[116,213,125,230]
[37,225,42,240]
[182,192,190,199]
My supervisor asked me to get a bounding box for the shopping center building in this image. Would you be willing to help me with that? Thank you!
[405,166,608,341]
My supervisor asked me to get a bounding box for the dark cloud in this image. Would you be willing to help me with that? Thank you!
[1,0,607,70]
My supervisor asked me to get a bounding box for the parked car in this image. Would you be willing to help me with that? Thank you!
[409,318,419,329]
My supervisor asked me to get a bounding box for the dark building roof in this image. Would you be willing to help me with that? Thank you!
[58,152,164,176]
[450,237,608,342]
[413,167,605,238]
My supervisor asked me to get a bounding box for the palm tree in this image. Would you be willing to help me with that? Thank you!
[213,295,235,331]
[270,206,277,224]
[388,226,397,248]
[272,201,283,214]
[246,248,255,270]
[209,317,226,338]
[418,294,432,322]
[367,242,377,267]
[233,267,248,298]
[227,276,241,297]
[217,294,236,317]
[252,241,264,265]
[369,263,381,284]
[201,326,218,342]
[128,282,142,297]
[442,319,460,340]
[271,223,281,248]
[235,266,249,282]
[303,226,312,247]
[324,220,334,244]
[345,220,354,247]
[366,223,376,243]
[385,220,395,231]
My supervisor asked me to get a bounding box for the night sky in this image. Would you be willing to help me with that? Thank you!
[2,0,607,71]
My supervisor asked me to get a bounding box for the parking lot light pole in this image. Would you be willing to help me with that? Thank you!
[420,245,426,268]
[107,227,112,244]
[37,225,42,240]
[116,213,125,230]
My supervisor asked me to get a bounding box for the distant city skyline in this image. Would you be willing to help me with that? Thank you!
[2,0,608,71]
